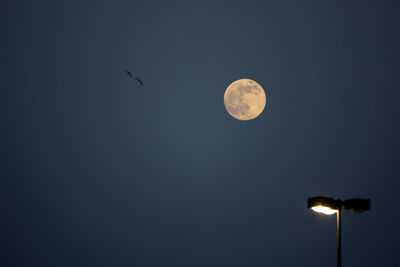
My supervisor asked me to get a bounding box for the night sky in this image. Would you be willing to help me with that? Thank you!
[1,1,399,266]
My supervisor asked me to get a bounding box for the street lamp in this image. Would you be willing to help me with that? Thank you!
[307,196,370,267]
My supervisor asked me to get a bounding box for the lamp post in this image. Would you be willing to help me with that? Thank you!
[307,196,370,267]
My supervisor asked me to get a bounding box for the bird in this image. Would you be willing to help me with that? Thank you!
[125,70,143,87]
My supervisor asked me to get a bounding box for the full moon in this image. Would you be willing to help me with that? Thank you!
[224,79,266,120]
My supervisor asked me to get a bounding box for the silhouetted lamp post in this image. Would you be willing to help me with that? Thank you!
[307,196,370,267]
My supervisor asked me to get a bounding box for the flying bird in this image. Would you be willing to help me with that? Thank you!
[125,70,143,87]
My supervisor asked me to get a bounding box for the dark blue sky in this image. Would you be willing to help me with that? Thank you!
[1,1,399,266]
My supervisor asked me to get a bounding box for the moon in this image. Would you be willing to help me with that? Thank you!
[224,79,266,120]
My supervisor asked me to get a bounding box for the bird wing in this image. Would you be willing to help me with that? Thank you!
[125,70,132,78]
[133,77,143,86]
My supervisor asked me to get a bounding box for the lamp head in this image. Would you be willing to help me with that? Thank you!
[308,196,341,215]
[344,198,370,213]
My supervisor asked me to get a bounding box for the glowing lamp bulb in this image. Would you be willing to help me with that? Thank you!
[311,205,338,215]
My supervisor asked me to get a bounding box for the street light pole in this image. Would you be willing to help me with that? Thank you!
[337,205,341,267]
[307,196,370,267]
